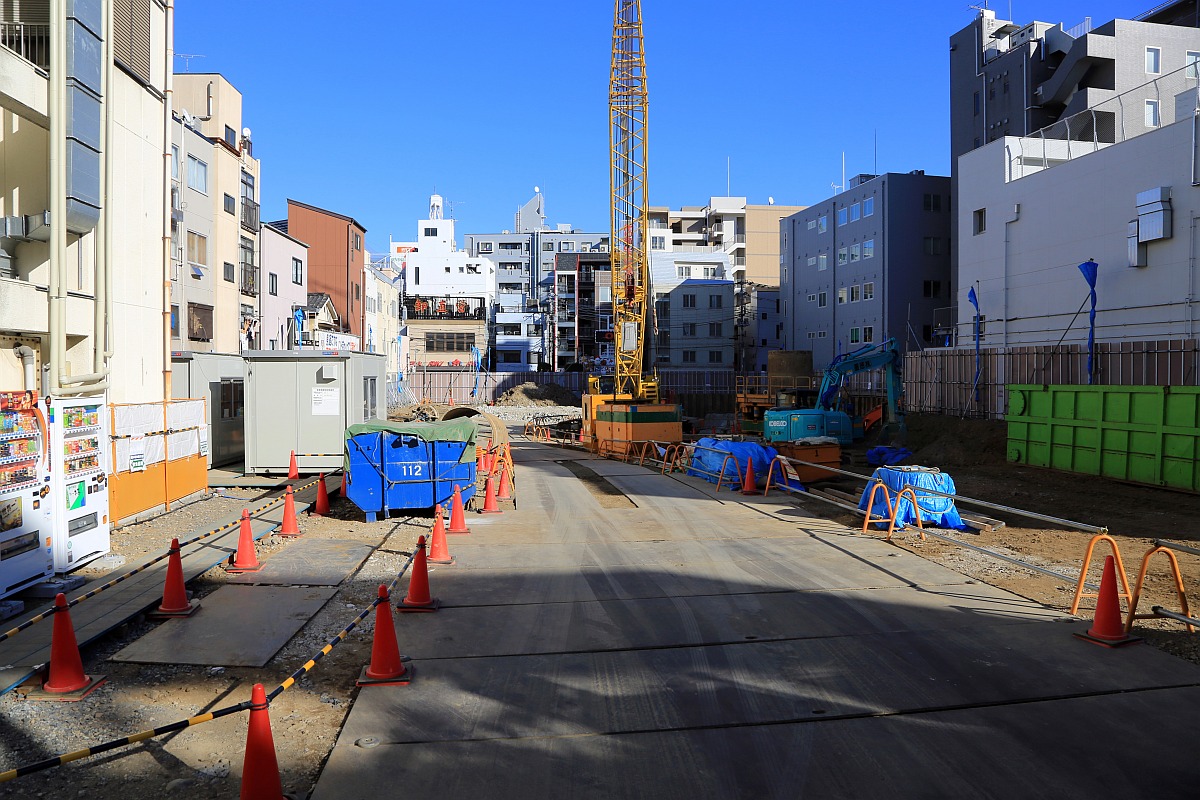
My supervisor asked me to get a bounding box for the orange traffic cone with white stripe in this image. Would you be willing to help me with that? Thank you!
[1074,555,1142,647]
[448,484,471,535]
[279,486,301,537]
[37,593,105,700]
[240,683,284,799]
[288,450,299,480]
[428,505,455,565]
[149,538,199,618]
[741,458,758,495]
[357,585,412,686]
[226,509,263,573]
[398,536,439,612]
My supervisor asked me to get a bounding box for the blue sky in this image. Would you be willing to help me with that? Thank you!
[176,0,1134,252]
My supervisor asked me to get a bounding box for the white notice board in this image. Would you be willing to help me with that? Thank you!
[311,387,340,416]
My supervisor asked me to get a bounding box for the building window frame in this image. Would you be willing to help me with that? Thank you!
[1146,99,1160,128]
[186,154,208,194]
[1146,46,1161,75]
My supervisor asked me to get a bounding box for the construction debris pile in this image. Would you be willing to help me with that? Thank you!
[494,382,580,407]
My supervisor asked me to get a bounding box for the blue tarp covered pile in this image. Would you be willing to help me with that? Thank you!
[866,446,912,467]
[857,466,971,530]
[687,438,780,490]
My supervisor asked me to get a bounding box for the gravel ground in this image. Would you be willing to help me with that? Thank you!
[0,488,437,799]
[482,404,581,423]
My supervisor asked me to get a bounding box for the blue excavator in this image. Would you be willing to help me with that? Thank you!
[763,338,906,446]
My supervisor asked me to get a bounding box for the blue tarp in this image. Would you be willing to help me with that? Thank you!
[857,466,971,531]
[867,446,912,467]
[687,438,778,490]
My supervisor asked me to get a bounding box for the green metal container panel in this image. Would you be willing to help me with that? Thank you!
[1006,385,1200,493]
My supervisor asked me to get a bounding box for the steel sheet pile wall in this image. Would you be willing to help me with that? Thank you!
[1007,384,1200,493]
[905,340,1199,419]
[109,399,209,525]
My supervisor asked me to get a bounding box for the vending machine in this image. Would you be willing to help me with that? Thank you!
[45,394,110,571]
[0,391,54,598]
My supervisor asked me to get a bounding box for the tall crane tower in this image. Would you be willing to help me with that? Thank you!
[609,0,655,400]
[582,0,682,453]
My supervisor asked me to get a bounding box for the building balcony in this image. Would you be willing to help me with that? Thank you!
[0,22,49,70]
[239,264,259,296]
[241,197,260,232]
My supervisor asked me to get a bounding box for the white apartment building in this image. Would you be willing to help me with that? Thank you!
[362,264,401,378]
[650,252,735,369]
[0,1,169,403]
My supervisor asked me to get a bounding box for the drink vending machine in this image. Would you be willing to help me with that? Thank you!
[45,395,110,571]
[0,391,53,598]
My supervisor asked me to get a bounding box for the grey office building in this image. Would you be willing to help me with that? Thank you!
[781,172,951,370]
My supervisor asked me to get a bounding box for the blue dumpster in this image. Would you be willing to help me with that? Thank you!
[344,418,479,521]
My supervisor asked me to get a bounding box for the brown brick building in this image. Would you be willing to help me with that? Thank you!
[281,200,367,337]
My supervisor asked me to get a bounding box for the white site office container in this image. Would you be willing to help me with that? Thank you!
[243,350,386,475]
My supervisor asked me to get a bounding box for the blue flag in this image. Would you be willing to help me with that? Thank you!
[1077,261,1098,384]
[967,287,981,401]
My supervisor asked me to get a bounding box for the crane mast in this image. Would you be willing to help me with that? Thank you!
[609,0,651,399]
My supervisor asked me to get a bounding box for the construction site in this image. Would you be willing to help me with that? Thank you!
[2,0,1200,797]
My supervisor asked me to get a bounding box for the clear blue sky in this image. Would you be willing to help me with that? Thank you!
[176,0,1135,253]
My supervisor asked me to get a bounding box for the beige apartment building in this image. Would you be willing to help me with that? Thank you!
[0,1,170,403]
[170,74,262,354]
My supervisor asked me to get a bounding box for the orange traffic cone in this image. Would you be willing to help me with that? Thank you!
[428,505,455,565]
[357,585,412,686]
[278,487,301,538]
[447,484,471,535]
[38,593,105,699]
[226,509,263,573]
[476,447,485,474]
[479,475,501,514]
[150,538,199,618]
[288,450,299,480]
[497,463,513,501]
[240,683,284,799]
[313,473,330,516]
[741,458,757,495]
[398,536,439,611]
[1074,555,1142,648]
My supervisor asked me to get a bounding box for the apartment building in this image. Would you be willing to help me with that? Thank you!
[743,286,783,374]
[650,252,735,370]
[552,252,613,370]
[463,193,606,371]
[647,197,804,285]
[281,200,367,340]
[0,0,169,403]
[170,74,262,353]
[258,222,308,350]
[948,4,1200,282]
[781,172,952,370]
[362,264,401,378]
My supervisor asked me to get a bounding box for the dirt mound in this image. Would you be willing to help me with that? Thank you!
[495,381,581,407]
[905,413,1009,468]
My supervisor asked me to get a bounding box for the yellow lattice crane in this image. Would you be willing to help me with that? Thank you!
[583,0,682,453]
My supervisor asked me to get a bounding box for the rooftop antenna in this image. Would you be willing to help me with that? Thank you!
[175,53,205,72]
[726,156,730,195]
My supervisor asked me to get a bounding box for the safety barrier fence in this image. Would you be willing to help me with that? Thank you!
[1069,535,1199,635]
[0,474,329,648]
[0,472,398,785]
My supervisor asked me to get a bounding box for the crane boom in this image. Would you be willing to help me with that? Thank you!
[609,0,650,398]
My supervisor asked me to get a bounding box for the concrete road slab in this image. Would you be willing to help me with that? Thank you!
[314,686,1200,800]
[397,582,1065,659]
[227,539,374,586]
[337,620,1200,746]
[111,585,336,667]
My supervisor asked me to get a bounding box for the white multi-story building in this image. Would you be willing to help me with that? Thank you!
[362,264,401,378]
[464,193,606,371]
[0,1,169,403]
[650,252,735,369]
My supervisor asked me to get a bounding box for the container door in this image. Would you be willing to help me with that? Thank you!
[432,441,474,507]
[344,432,384,516]
[383,434,434,509]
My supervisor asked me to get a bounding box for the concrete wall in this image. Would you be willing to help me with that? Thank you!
[957,120,1200,347]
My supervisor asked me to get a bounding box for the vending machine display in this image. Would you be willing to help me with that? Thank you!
[0,391,53,597]
[46,395,110,571]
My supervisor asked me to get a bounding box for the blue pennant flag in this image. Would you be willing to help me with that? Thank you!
[1077,261,1098,384]
[967,287,981,401]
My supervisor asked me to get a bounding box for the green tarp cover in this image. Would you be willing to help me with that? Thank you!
[344,417,480,466]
